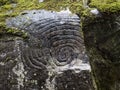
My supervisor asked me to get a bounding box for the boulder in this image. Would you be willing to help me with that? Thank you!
[83,13,120,90]
[0,10,93,90]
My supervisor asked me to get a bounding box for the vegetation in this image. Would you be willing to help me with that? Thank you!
[0,0,83,36]
[90,0,120,13]
[0,0,120,37]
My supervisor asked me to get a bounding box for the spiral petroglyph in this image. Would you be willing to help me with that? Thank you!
[2,10,93,90]
[7,10,85,67]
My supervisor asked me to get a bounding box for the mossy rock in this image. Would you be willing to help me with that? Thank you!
[90,0,120,13]
[0,0,84,36]
[1,0,120,37]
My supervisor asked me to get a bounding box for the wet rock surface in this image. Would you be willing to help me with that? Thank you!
[0,10,93,90]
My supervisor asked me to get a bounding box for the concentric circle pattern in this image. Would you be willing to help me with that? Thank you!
[7,10,85,67]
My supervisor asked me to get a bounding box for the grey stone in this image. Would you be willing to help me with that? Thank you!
[0,10,93,90]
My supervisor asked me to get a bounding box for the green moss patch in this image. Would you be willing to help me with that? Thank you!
[90,0,120,13]
[1,0,120,37]
[0,0,84,36]
[0,25,28,38]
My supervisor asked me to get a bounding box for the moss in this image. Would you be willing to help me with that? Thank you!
[90,0,120,13]
[0,0,85,37]
[0,0,17,6]
[0,25,28,38]
[1,0,120,38]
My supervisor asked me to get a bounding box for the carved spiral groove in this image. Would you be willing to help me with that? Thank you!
[48,21,82,65]
[7,10,83,67]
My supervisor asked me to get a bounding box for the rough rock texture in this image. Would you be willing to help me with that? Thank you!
[83,13,120,90]
[0,10,93,90]
[55,70,93,90]
[0,35,48,90]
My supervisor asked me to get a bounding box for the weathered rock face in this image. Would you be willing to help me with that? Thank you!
[55,70,93,90]
[0,35,48,90]
[83,13,120,90]
[0,10,93,90]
